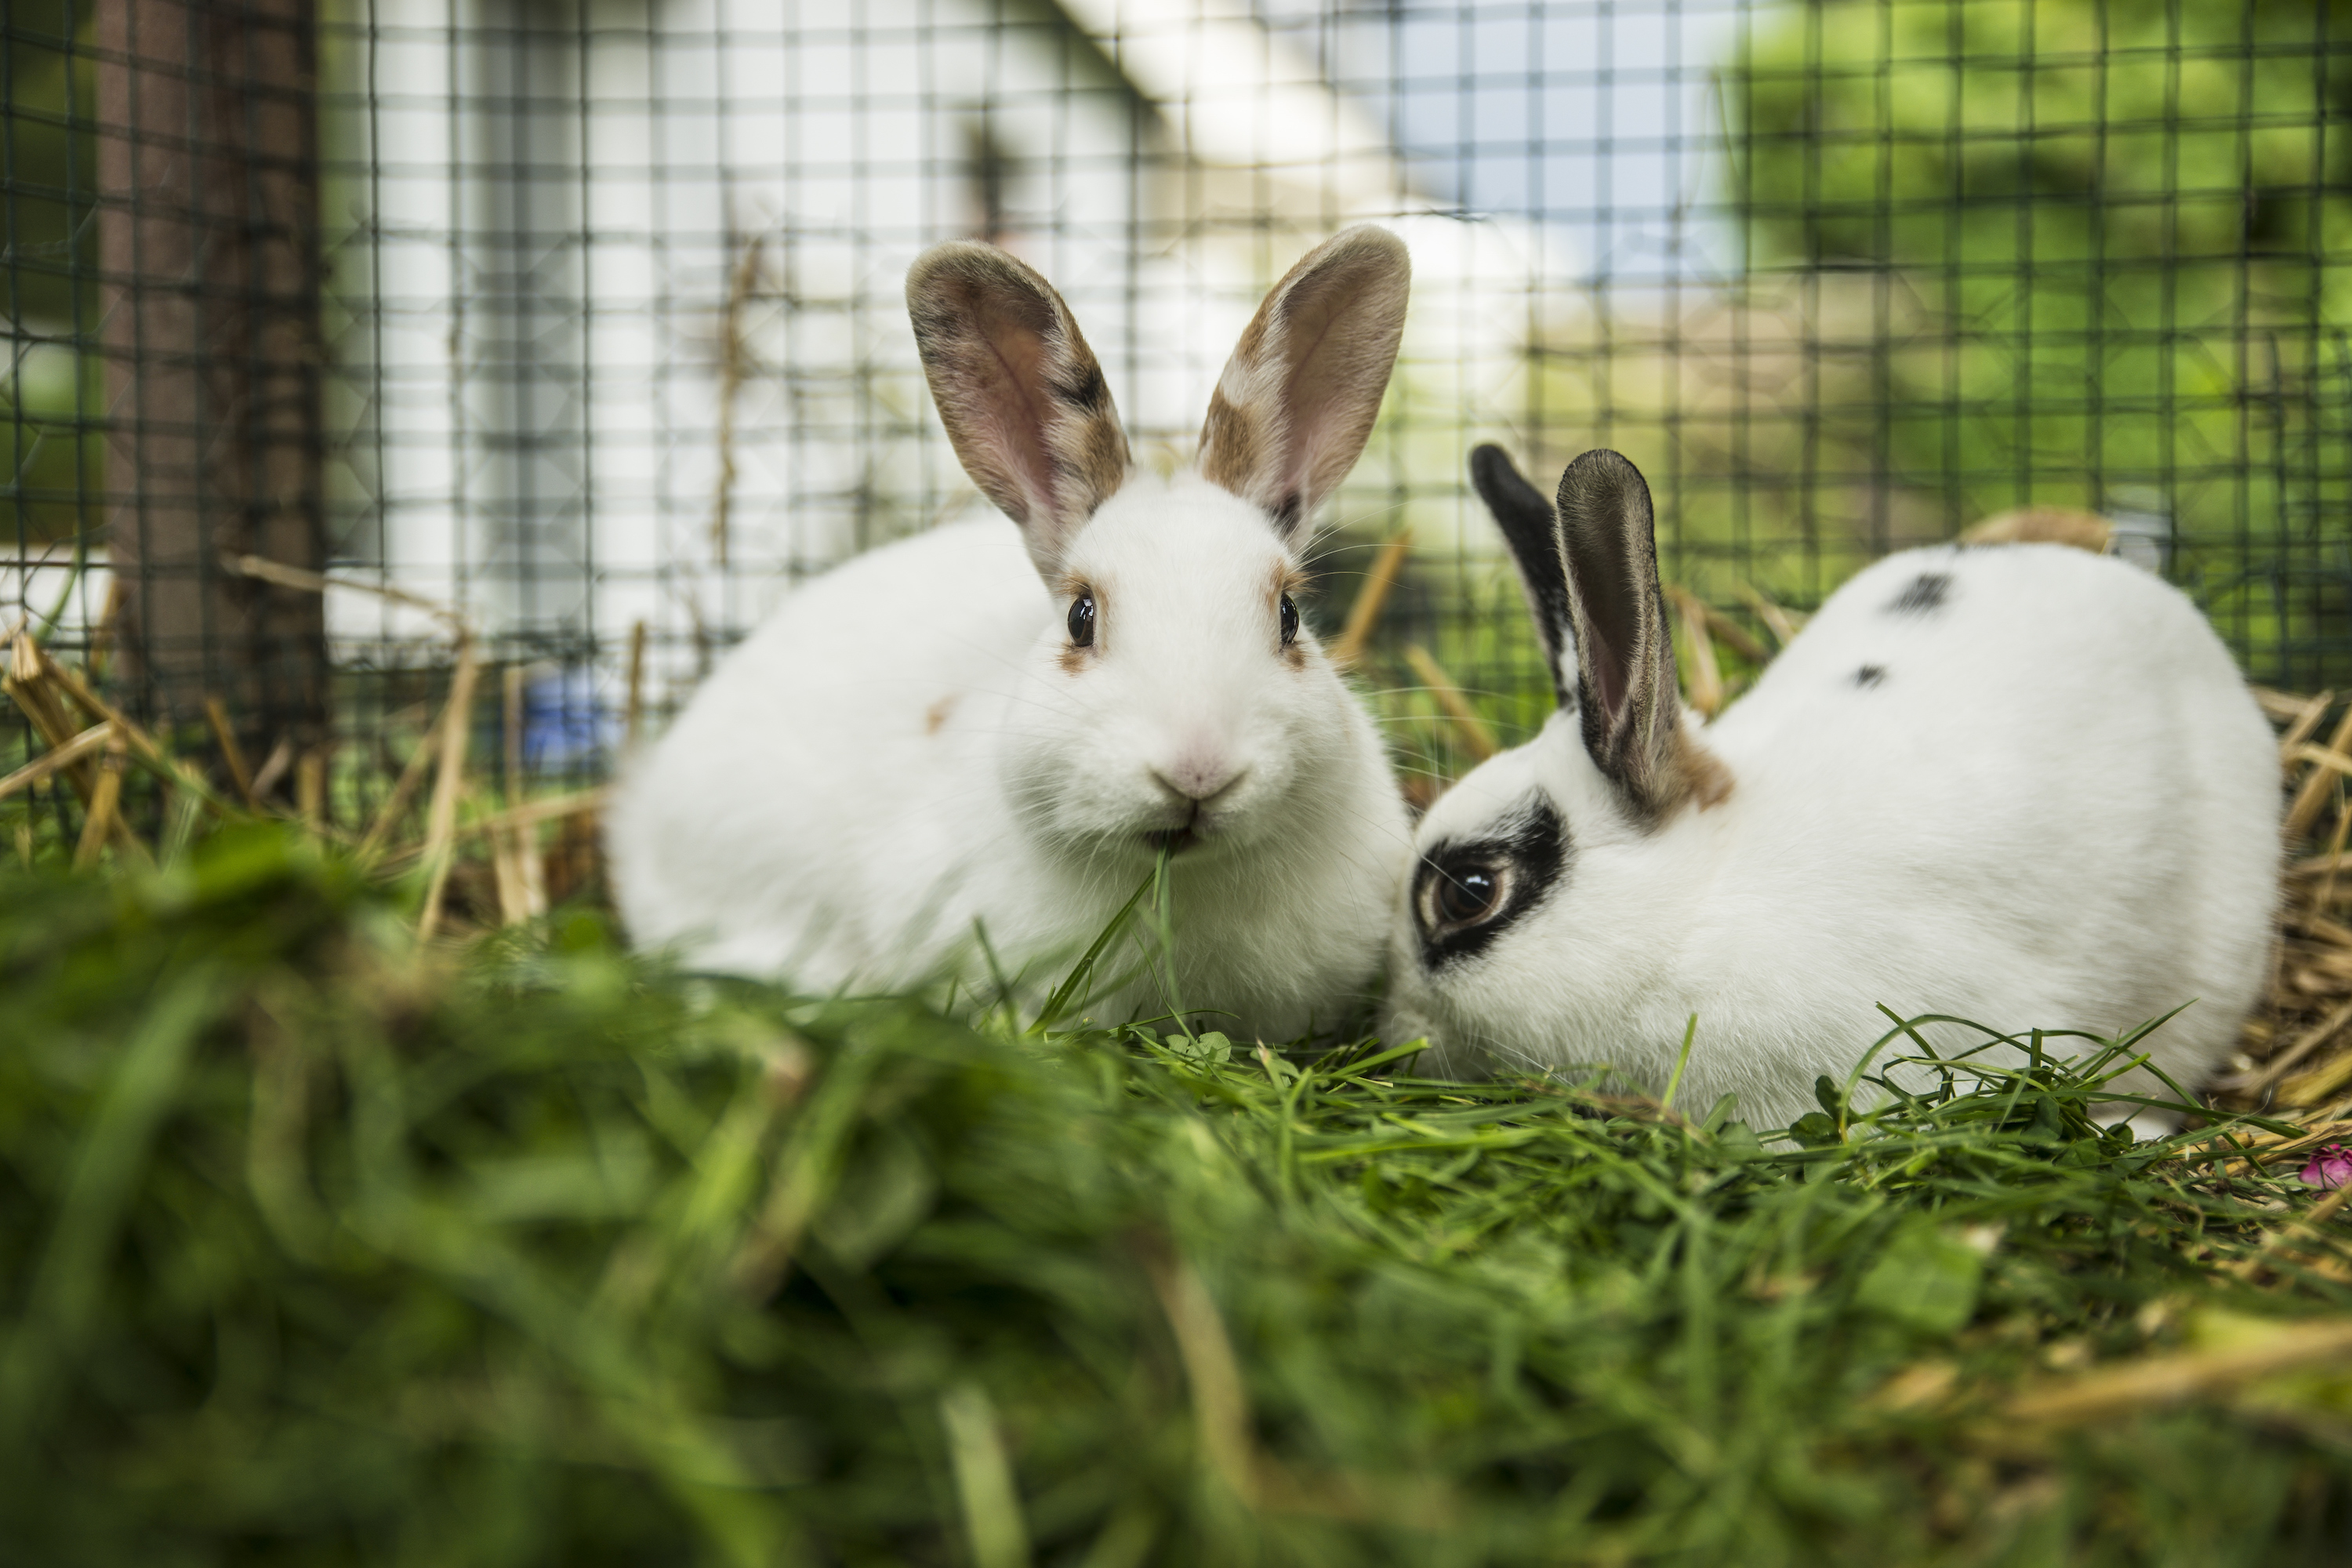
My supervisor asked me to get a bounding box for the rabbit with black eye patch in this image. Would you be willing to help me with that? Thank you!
[1386,444,2280,1135]
[605,229,1417,1040]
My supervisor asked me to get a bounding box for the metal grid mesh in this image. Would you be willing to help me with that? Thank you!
[7,0,2351,838]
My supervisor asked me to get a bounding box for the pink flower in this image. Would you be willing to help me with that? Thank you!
[2300,1144,2352,1190]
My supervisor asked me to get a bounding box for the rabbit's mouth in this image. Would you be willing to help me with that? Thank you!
[1143,801,1208,856]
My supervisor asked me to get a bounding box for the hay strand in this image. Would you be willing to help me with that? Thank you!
[1959,506,2114,551]
[368,789,608,875]
[27,640,241,815]
[2272,688,2336,750]
[1330,530,1411,669]
[5,634,99,805]
[296,750,327,839]
[1665,586,1725,717]
[2225,996,2352,1097]
[0,722,110,805]
[488,815,533,927]
[220,552,463,630]
[2003,1317,2352,1428]
[625,619,648,753]
[466,788,606,838]
[503,664,525,804]
[519,821,549,918]
[2254,685,2325,722]
[710,234,766,570]
[2285,705,2352,842]
[249,738,295,803]
[1697,599,1773,666]
[1402,644,1499,762]
[1145,1247,1259,1507]
[2220,688,2352,1115]
[355,731,438,863]
[419,636,482,940]
[69,728,145,870]
[204,695,261,809]
[85,575,125,681]
[1735,582,1806,648]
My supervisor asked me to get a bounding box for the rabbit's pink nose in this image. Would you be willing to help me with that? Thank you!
[1152,755,1244,805]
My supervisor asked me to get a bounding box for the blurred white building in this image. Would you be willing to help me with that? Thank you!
[323,0,1583,689]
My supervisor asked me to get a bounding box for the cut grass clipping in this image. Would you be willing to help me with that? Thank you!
[8,829,2352,1565]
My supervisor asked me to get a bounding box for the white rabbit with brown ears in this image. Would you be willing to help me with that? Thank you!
[607,229,1417,1039]
[1386,444,2279,1134]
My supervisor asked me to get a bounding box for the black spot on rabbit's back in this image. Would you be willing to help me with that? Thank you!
[1885,572,1951,615]
[1853,664,1886,688]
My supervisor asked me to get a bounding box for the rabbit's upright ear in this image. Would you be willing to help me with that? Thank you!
[1470,444,1573,706]
[907,241,1130,576]
[1198,226,1410,546]
[1554,449,1730,822]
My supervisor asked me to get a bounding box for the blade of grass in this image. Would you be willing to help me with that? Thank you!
[1033,866,1160,1033]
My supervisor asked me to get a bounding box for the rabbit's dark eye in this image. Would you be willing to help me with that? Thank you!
[1068,590,1096,648]
[1279,593,1300,647]
[1438,867,1498,923]
[1431,862,1508,929]
[1412,799,1566,967]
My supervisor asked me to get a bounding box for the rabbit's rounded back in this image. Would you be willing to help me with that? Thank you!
[607,230,1417,1039]
[1387,445,2278,1129]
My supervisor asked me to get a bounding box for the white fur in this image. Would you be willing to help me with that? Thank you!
[1388,541,2280,1130]
[608,481,1412,1037]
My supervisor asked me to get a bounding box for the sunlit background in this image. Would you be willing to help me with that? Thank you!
[7,0,2350,793]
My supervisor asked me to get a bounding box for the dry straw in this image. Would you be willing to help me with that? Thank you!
[2215,685,2352,1120]
[1400,643,1501,763]
[4,561,606,939]
[9,524,2352,1054]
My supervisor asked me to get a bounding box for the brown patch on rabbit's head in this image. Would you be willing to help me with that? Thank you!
[1197,227,1410,547]
[907,241,1130,578]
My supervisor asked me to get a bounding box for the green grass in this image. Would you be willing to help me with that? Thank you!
[5,826,2352,1566]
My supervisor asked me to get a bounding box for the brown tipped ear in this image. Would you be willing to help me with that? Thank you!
[1196,225,1410,545]
[906,241,1130,577]
[1554,449,1730,823]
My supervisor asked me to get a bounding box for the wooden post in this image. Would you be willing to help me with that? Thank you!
[95,0,327,764]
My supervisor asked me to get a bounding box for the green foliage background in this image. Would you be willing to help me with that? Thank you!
[2,0,102,546]
[1725,0,2352,683]
[9,0,2352,694]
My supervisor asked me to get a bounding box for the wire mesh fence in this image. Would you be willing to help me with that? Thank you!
[7,0,2351,858]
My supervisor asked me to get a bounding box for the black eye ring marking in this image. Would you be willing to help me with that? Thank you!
[1068,589,1097,648]
[1412,799,1567,968]
[1279,592,1300,647]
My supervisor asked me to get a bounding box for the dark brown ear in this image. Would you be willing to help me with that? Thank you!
[1469,444,1573,706]
[1554,449,1729,822]
[906,241,1130,576]
[1196,226,1410,545]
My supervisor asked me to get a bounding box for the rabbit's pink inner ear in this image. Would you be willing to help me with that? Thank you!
[1198,226,1410,543]
[906,241,1130,574]
[1555,448,1726,824]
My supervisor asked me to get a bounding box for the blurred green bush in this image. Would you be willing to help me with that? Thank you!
[1726,0,2352,681]
[3,0,102,546]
